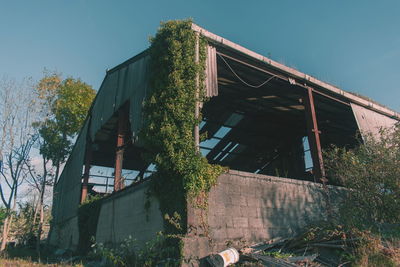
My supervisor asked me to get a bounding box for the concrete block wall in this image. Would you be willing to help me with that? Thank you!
[50,180,164,251]
[96,180,164,246]
[50,180,164,250]
[183,170,344,261]
[49,216,80,250]
[50,169,343,266]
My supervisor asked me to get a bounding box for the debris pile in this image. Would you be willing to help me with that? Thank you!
[206,223,400,266]
[237,224,400,266]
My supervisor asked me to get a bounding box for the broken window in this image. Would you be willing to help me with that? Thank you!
[82,102,152,197]
[199,48,359,182]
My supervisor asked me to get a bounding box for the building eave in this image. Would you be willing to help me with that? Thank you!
[192,23,400,120]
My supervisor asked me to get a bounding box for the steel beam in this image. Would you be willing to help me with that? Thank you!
[114,109,127,191]
[193,23,399,120]
[194,32,200,152]
[81,145,92,203]
[303,87,326,182]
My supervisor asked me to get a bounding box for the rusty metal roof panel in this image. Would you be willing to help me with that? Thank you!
[192,23,400,121]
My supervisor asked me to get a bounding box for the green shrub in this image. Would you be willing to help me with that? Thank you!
[141,19,224,235]
[324,124,400,231]
[77,195,103,254]
[91,233,181,267]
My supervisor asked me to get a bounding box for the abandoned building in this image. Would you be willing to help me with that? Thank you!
[49,23,400,262]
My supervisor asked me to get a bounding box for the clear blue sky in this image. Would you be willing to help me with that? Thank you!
[1,0,399,111]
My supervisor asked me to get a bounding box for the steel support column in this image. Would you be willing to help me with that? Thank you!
[194,31,200,152]
[303,86,326,182]
[114,109,127,191]
[81,145,92,203]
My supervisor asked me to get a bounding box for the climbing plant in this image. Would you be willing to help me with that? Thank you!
[77,195,103,254]
[141,19,224,233]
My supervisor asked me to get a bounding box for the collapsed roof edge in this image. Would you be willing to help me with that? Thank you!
[192,23,400,121]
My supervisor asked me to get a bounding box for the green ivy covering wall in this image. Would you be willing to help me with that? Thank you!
[77,195,102,254]
[142,19,224,234]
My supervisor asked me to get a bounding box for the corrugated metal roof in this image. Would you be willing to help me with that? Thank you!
[191,23,400,121]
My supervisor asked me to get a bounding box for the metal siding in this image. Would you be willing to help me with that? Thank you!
[53,53,150,223]
[52,181,61,223]
[192,23,400,121]
[89,79,106,140]
[54,120,88,223]
[351,103,398,139]
[129,55,152,140]
[53,53,152,224]
[115,66,129,109]
[89,55,151,141]
[89,72,118,140]
[101,71,118,122]
[205,45,218,97]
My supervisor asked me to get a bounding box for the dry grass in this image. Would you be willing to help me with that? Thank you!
[0,259,82,267]
[353,237,400,267]
[0,246,84,267]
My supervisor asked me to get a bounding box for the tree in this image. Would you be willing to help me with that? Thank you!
[24,141,53,254]
[324,124,400,230]
[33,72,95,251]
[10,201,39,247]
[0,76,37,251]
[35,73,96,186]
[0,207,6,227]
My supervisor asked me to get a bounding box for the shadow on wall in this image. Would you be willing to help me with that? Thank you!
[259,183,327,239]
[206,170,344,249]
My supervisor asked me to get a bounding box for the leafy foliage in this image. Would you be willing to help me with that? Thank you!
[92,233,182,267]
[12,202,39,247]
[324,124,400,230]
[35,73,96,174]
[141,19,224,233]
[292,222,399,266]
[37,120,71,166]
[0,207,6,226]
[77,195,103,254]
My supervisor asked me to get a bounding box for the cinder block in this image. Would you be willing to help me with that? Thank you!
[210,227,227,241]
[226,227,243,239]
[233,217,248,228]
[208,215,221,227]
[225,217,234,228]
[241,228,252,241]
[182,236,211,262]
[228,184,241,195]
[240,206,257,217]
[215,192,232,205]
[223,205,240,216]
[262,198,274,208]
[249,218,264,229]
[213,205,227,216]
[246,197,261,208]
[230,195,247,206]
[256,207,264,218]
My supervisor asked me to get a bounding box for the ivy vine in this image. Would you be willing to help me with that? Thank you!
[77,195,102,254]
[142,19,224,234]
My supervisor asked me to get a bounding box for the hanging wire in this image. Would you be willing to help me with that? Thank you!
[218,53,276,88]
